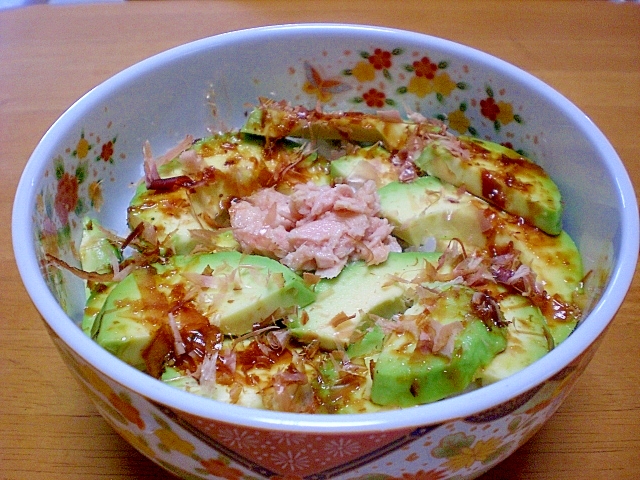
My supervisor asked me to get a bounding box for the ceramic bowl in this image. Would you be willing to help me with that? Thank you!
[12,24,638,479]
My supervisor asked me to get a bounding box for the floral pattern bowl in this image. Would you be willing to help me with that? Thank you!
[12,24,638,480]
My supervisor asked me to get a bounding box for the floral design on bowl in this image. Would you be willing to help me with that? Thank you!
[298,47,523,143]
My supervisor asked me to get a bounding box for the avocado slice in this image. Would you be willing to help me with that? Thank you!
[241,104,417,151]
[379,178,582,298]
[369,285,507,407]
[79,217,122,275]
[79,217,122,335]
[92,267,160,371]
[288,251,441,350]
[81,283,116,336]
[414,136,563,235]
[378,176,488,249]
[128,185,208,256]
[330,144,400,188]
[378,177,584,344]
[92,251,315,372]
[478,293,552,384]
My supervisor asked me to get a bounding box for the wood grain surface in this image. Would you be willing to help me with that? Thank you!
[1,1,638,479]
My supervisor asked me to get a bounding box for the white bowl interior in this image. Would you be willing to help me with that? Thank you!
[12,24,639,431]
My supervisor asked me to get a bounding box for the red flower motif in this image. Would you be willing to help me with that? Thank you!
[54,172,79,225]
[362,88,386,108]
[100,140,114,162]
[480,97,500,121]
[413,56,438,79]
[199,458,244,480]
[368,48,393,70]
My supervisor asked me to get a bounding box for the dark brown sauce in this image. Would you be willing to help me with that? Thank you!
[481,170,508,210]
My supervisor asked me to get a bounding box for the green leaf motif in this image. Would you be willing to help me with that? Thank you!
[54,156,65,180]
[75,163,88,184]
[432,432,476,458]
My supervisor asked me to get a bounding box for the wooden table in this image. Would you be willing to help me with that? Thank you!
[1,1,638,479]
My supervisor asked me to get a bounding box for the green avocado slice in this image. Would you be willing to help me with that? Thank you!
[378,176,489,249]
[288,251,441,350]
[241,105,417,151]
[414,136,563,235]
[92,252,315,373]
[479,293,553,384]
[329,144,400,188]
[369,285,507,407]
[378,177,584,345]
[79,217,122,275]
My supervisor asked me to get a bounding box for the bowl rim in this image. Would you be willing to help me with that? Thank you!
[12,23,640,433]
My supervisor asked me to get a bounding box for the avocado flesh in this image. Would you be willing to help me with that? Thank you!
[378,177,583,345]
[289,251,441,350]
[479,293,552,384]
[378,176,488,249]
[370,286,507,407]
[93,268,158,371]
[79,218,122,335]
[79,217,122,275]
[329,144,400,188]
[414,136,563,235]
[92,251,315,373]
[241,106,417,151]
[378,177,583,301]
[82,283,116,336]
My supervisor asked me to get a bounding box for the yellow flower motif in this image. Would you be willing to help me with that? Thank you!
[154,427,196,456]
[444,437,503,471]
[407,72,457,99]
[352,61,376,82]
[432,72,457,97]
[472,437,503,461]
[302,81,333,103]
[496,101,514,125]
[444,446,477,471]
[447,109,471,134]
[76,136,90,159]
[407,76,435,98]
